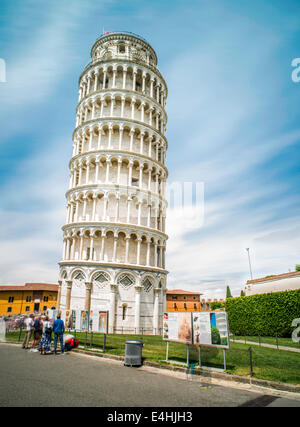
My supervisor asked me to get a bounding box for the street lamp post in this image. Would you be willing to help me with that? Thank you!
[246,248,253,280]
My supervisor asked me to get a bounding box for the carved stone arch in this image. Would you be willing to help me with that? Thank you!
[71,269,86,281]
[117,272,136,289]
[91,270,111,290]
[133,50,145,64]
[159,275,166,288]
[60,269,68,280]
[141,275,155,293]
[102,50,113,60]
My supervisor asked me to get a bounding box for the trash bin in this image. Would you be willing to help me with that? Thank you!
[124,340,143,366]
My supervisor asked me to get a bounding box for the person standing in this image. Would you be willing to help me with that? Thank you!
[39,315,52,355]
[22,314,34,349]
[31,316,42,349]
[53,314,65,355]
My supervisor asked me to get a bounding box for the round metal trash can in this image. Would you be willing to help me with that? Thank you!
[124,340,143,366]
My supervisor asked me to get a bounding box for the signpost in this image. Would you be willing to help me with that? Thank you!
[163,311,230,369]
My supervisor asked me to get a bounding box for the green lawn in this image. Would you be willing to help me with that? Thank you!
[5,330,300,385]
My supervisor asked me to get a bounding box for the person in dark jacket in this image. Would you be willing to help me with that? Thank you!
[53,314,65,355]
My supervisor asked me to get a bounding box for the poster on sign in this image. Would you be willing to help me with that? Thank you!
[98,311,108,333]
[80,311,89,330]
[75,310,81,330]
[65,310,71,328]
[163,312,192,344]
[65,310,76,329]
[192,312,230,349]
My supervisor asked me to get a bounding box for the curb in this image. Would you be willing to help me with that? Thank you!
[73,347,300,394]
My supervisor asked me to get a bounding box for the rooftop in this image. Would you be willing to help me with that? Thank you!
[98,31,149,44]
[0,283,58,292]
[166,289,203,295]
[247,270,300,285]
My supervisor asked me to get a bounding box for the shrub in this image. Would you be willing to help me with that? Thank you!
[211,301,225,310]
[225,289,300,337]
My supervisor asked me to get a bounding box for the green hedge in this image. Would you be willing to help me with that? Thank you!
[210,301,225,310]
[225,289,300,337]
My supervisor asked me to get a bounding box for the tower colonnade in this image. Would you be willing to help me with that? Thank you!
[58,32,168,334]
[76,91,167,132]
[72,120,167,163]
[78,62,167,107]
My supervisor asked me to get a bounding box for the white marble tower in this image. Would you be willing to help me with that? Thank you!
[57,32,168,334]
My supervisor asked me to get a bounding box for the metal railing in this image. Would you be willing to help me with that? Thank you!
[96,31,149,44]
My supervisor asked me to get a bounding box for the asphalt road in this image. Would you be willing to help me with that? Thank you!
[0,343,299,408]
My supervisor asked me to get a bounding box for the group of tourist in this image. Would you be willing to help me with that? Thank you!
[22,313,66,355]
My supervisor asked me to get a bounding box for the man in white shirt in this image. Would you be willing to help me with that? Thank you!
[22,314,34,349]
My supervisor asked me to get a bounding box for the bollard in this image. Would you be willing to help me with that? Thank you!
[249,346,253,377]
[103,333,106,352]
[18,325,22,343]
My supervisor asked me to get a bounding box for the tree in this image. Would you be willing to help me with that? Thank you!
[211,301,225,310]
[226,285,232,299]
[240,290,245,297]
[296,265,300,272]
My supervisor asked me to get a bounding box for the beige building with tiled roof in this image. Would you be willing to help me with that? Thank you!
[244,271,300,296]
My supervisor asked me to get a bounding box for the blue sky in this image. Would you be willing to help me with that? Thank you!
[0,0,300,298]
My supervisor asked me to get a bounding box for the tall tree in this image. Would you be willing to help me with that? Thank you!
[226,285,232,299]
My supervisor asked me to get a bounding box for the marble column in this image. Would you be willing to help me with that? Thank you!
[57,280,62,310]
[153,287,161,334]
[134,285,142,333]
[84,282,92,313]
[109,284,118,333]
[65,280,73,310]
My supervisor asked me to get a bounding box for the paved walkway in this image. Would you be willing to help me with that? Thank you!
[0,343,258,407]
[231,339,300,353]
[1,343,300,407]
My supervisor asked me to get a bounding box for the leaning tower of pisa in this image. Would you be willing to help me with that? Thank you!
[57,32,168,334]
